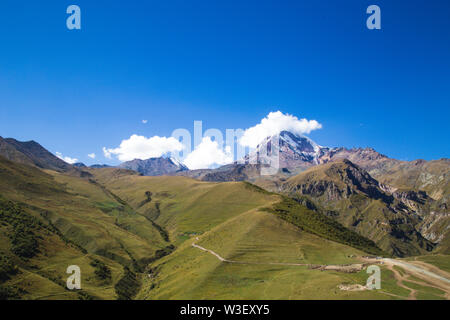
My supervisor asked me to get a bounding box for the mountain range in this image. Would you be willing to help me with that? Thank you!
[118,157,188,176]
[0,132,448,300]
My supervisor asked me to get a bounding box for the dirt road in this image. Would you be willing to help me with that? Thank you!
[192,242,364,270]
[363,257,450,299]
[383,258,450,284]
[192,243,228,262]
[193,241,450,299]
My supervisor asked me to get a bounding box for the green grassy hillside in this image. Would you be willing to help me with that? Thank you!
[0,196,124,300]
[90,169,383,254]
[90,169,280,244]
[263,197,385,256]
[0,156,170,299]
[0,157,169,266]
[138,208,403,300]
[2,157,447,300]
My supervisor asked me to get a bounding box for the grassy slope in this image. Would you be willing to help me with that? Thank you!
[0,157,168,299]
[0,197,124,300]
[47,171,168,260]
[264,197,385,256]
[0,157,168,264]
[91,170,279,244]
[138,209,401,300]
[92,169,382,254]
[91,168,401,299]
[2,159,447,300]
[405,254,450,274]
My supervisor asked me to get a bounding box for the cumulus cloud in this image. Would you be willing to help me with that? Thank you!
[88,153,96,159]
[56,152,78,164]
[183,137,233,170]
[103,134,184,162]
[239,111,322,148]
[102,147,112,159]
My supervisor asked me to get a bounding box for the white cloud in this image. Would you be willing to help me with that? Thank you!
[142,120,148,124]
[88,153,96,159]
[102,147,112,159]
[103,134,184,162]
[239,111,322,148]
[183,137,233,170]
[56,152,78,164]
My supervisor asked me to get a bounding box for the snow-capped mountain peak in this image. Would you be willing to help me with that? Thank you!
[242,130,329,169]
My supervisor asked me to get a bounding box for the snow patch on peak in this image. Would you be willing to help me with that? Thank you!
[170,157,189,170]
[243,130,329,168]
[170,157,181,166]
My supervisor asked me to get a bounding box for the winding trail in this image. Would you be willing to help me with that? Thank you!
[192,243,309,266]
[192,243,228,262]
[192,242,364,270]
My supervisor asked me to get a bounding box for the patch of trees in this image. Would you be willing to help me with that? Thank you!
[142,245,175,265]
[114,267,140,300]
[148,218,170,242]
[263,197,386,256]
[0,285,23,300]
[10,226,39,258]
[138,191,153,208]
[0,198,41,258]
[90,259,112,282]
[0,255,19,283]
[0,253,24,300]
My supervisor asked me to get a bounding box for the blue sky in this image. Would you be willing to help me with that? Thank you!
[0,0,449,165]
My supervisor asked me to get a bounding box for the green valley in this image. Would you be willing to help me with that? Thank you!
[0,141,449,300]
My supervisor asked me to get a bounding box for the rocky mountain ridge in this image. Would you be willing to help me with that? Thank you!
[119,156,188,176]
[281,160,440,256]
[0,136,73,172]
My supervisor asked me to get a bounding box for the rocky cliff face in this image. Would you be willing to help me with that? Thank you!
[418,212,450,245]
[281,160,436,257]
[317,147,401,178]
[374,159,450,202]
[283,159,389,201]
